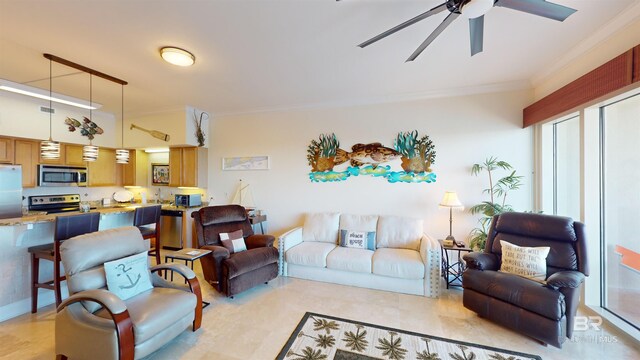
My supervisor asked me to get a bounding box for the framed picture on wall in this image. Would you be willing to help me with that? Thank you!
[222,156,270,171]
[151,164,170,185]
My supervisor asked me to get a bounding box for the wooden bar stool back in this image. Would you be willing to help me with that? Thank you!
[133,205,162,266]
[28,212,100,313]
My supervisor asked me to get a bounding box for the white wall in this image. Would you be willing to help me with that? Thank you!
[207,89,534,240]
[0,91,117,147]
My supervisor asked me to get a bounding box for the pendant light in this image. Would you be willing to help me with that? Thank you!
[116,84,129,164]
[40,58,60,159]
[82,74,99,162]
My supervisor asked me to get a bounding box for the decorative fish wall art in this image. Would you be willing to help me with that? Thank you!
[65,117,104,140]
[307,130,437,183]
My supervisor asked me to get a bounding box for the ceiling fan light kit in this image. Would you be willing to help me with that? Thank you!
[160,47,196,66]
[355,0,577,61]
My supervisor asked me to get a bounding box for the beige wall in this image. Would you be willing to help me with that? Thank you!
[533,18,640,101]
[207,89,534,240]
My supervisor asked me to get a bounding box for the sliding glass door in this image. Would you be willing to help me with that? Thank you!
[553,116,580,220]
[601,93,640,330]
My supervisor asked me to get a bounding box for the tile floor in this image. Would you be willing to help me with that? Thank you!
[0,274,638,359]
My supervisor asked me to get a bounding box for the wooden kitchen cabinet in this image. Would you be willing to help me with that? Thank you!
[0,137,14,163]
[13,139,39,187]
[169,147,207,188]
[122,150,149,186]
[88,148,120,186]
[168,147,183,187]
[64,144,85,166]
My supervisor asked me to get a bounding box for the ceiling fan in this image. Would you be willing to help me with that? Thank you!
[350,0,577,61]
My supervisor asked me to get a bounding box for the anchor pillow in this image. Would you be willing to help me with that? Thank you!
[104,251,154,300]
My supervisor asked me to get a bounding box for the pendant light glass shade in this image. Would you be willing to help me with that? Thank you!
[116,149,130,164]
[40,139,60,159]
[83,145,99,162]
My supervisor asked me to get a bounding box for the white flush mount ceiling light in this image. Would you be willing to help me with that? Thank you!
[0,79,102,110]
[160,47,195,66]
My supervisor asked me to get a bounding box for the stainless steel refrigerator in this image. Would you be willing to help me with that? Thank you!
[0,165,23,219]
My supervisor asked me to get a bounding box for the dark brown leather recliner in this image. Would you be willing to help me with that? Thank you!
[192,205,279,297]
[462,212,588,348]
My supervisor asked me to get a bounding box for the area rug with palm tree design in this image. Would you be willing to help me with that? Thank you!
[276,312,542,360]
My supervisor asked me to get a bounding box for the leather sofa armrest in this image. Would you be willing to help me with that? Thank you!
[57,289,127,314]
[56,289,135,360]
[546,270,586,289]
[463,252,500,271]
[151,263,196,280]
[245,234,276,249]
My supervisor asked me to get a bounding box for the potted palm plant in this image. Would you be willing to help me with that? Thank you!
[469,157,523,250]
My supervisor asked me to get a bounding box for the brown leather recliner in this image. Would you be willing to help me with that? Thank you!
[192,205,279,297]
[462,212,588,348]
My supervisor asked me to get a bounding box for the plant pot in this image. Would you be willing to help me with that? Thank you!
[400,156,426,173]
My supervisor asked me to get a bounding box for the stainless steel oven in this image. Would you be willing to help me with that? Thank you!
[38,165,88,187]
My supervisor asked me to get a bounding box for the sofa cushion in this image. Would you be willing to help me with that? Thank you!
[463,269,565,321]
[303,212,340,243]
[326,247,374,274]
[286,242,337,268]
[372,248,424,279]
[339,214,378,232]
[376,216,423,250]
[225,247,279,279]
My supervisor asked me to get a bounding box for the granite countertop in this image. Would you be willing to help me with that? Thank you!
[0,202,206,227]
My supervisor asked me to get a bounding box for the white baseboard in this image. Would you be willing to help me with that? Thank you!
[0,285,68,323]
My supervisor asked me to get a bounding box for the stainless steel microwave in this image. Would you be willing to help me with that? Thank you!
[38,165,88,187]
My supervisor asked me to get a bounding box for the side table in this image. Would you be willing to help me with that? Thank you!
[164,248,212,308]
[249,214,267,234]
[438,240,473,289]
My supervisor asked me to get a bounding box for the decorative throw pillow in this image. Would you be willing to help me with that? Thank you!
[104,251,154,300]
[499,240,551,282]
[220,229,247,254]
[339,230,376,251]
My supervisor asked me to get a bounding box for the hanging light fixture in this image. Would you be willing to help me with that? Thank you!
[40,58,60,159]
[82,74,99,162]
[116,84,129,164]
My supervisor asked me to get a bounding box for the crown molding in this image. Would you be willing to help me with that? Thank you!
[214,80,532,118]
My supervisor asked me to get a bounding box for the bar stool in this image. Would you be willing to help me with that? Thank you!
[27,212,100,313]
[133,205,162,267]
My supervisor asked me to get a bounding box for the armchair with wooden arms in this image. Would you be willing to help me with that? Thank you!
[191,205,279,297]
[462,212,588,348]
[55,226,202,360]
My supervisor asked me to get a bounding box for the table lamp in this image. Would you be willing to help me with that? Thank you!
[439,191,464,244]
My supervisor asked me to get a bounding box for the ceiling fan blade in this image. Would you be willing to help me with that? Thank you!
[406,11,460,62]
[494,0,577,22]
[358,2,448,48]
[469,15,484,56]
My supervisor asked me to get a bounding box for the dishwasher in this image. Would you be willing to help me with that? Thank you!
[160,209,184,250]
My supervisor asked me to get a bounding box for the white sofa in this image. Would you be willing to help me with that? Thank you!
[278,212,441,297]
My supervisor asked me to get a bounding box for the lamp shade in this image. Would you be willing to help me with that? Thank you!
[439,191,464,209]
[82,145,99,162]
